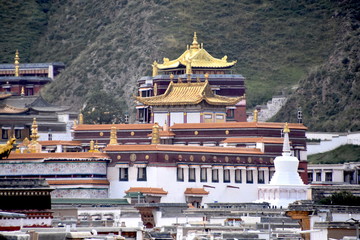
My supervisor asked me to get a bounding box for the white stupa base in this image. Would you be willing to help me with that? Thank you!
[257,185,309,208]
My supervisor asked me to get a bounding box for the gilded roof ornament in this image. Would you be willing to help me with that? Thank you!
[29,118,41,153]
[109,126,118,145]
[151,122,160,144]
[152,61,158,77]
[170,73,174,83]
[178,77,182,83]
[89,140,95,152]
[190,32,199,49]
[154,83,158,96]
[79,113,84,124]
[21,86,25,96]
[283,122,290,133]
[204,73,209,81]
[14,50,20,77]
[253,109,258,122]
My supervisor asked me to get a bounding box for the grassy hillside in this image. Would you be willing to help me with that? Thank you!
[273,0,360,131]
[308,145,360,164]
[0,0,356,129]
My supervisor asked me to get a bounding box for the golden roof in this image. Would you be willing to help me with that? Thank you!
[0,104,28,114]
[157,32,236,70]
[135,80,243,106]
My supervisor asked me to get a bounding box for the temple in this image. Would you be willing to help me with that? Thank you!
[136,33,246,123]
[0,50,65,96]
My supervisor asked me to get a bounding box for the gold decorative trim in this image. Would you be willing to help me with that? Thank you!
[165,154,169,161]
[190,155,194,161]
[145,155,149,160]
[99,132,104,136]
[247,157,252,163]
[225,156,229,162]
[194,131,198,135]
[130,153,137,162]
[201,156,206,162]
[117,155,121,160]
[131,131,135,136]
[225,130,229,135]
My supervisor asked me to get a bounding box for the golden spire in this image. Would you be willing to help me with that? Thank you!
[154,83,158,96]
[170,74,174,83]
[152,61,158,77]
[204,73,209,82]
[185,59,192,74]
[30,118,39,143]
[29,118,41,153]
[79,113,84,124]
[253,109,258,122]
[151,122,160,144]
[21,86,25,96]
[89,140,95,152]
[187,73,191,83]
[190,32,199,49]
[14,50,20,77]
[94,140,100,152]
[283,122,290,133]
[109,126,118,145]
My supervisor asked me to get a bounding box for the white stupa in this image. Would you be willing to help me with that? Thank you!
[257,123,308,208]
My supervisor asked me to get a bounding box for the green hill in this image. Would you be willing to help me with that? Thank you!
[0,0,358,129]
[308,145,360,164]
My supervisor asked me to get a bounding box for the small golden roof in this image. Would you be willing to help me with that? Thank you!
[156,33,236,70]
[136,81,244,106]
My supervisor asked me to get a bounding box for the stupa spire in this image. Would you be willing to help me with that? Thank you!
[190,32,199,49]
[282,123,291,156]
[14,50,20,77]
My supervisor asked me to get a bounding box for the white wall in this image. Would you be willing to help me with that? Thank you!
[170,112,184,124]
[154,113,167,126]
[307,132,360,155]
[187,112,200,123]
[108,165,266,203]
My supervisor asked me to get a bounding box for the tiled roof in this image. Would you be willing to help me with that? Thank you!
[0,104,28,114]
[125,187,168,195]
[74,123,154,131]
[157,33,236,69]
[104,144,263,154]
[6,152,110,160]
[39,140,82,146]
[0,93,12,100]
[136,81,243,106]
[171,122,307,130]
[222,137,284,144]
[51,198,128,205]
[47,179,109,185]
[184,188,209,195]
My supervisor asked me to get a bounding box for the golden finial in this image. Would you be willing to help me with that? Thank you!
[14,50,20,77]
[89,140,95,152]
[152,61,158,77]
[21,86,25,96]
[79,113,84,124]
[253,109,258,122]
[190,32,199,49]
[187,74,191,83]
[196,77,201,82]
[185,59,192,74]
[151,122,160,144]
[204,73,209,81]
[94,140,100,152]
[170,73,174,83]
[73,119,78,128]
[178,77,182,83]
[154,83,158,96]
[109,126,118,145]
[283,122,290,133]
[29,118,41,153]
[30,118,39,143]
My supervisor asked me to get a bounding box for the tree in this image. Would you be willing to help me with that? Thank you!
[82,90,127,124]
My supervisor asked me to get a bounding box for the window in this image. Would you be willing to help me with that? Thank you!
[119,168,128,181]
[316,172,321,181]
[137,167,147,181]
[212,169,219,182]
[269,171,275,182]
[204,114,212,119]
[325,172,332,182]
[246,170,253,183]
[235,169,242,183]
[258,171,265,184]
[177,168,184,182]
[2,129,8,139]
[15,129,22,139]
[26,88,33,96]
[200,168,207,182]
[226,109,234,118]
[308,172,313,183]
[223,169,230,183]
[189,168,196,182]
